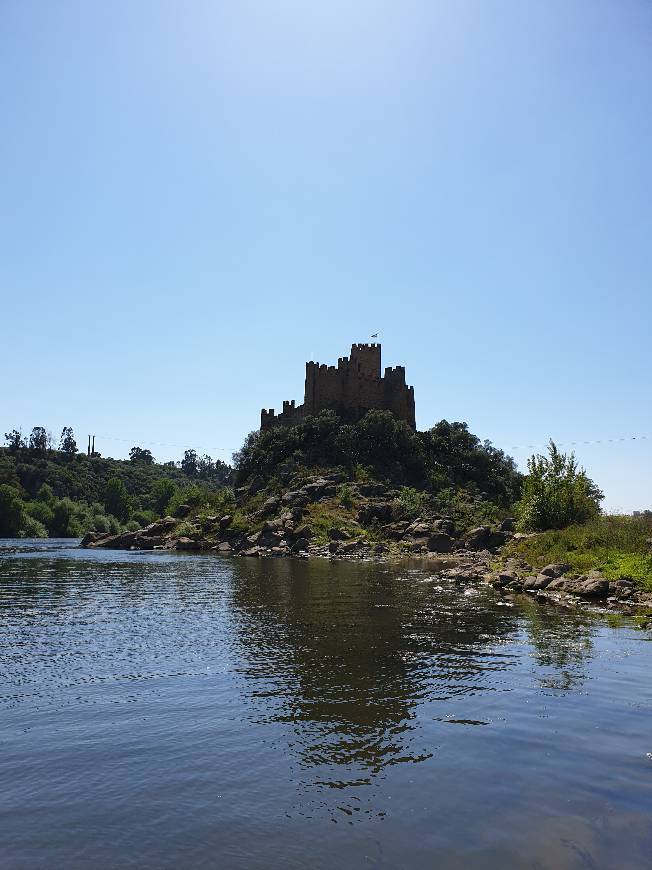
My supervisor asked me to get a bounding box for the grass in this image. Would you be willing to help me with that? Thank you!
[503,514,652,591]
[303,498,361,544]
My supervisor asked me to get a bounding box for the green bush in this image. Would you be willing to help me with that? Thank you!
[393,486,428,520]
[104,477,131,522]
[149,478,177,515]
[515,441,603,532]
[132,509,157,528]
[338,484,354,509]
[0,484,24,536]
[25,499,55,531]
[20,515,48,538]
[504,514,652,591]
[234,411,521,506]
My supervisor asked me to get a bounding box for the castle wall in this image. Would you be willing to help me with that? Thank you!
[261,343,416,430]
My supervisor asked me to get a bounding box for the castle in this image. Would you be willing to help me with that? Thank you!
[260,343,416,431]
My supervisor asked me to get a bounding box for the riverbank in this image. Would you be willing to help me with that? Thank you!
[80,472,652,619]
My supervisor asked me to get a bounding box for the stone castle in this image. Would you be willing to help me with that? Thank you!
[260,343,416,431]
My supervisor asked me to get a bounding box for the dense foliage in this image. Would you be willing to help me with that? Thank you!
[504,514,652,591]
[0,427,232,538]
[233,410,522,507]
[514,441,603,532]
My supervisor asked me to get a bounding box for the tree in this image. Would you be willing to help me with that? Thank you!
[28,427,49,453]
[129,446,154,464]
[4,429,25,452]
[181,449,198,477]
[104,477,131,521]
[515,441,603,532]
[60,427,77,454]
[0,484,24,536]
[150,478,177,515]
[50,498,75,537]
[197,454,214,479]
[36,483,55,504]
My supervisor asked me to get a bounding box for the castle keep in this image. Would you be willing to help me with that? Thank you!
[260,343,416,431]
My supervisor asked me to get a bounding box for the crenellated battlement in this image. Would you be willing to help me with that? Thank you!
[261,343,416,430]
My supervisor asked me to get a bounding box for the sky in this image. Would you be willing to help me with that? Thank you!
[1,0,651,511]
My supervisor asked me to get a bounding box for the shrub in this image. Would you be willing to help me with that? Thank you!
[132,509,157,528]
[176,520,197,538]
[104,477,131,522]
[36,483,55,504]
[25,499,55,531]
[338,484,354,509]
[393,486,429,520]
[19,515,48,538]
[149,478,177,515]
[0,484,24,536]
[233,411,521,504]
[515,441,603,532]
[50,498,76,536]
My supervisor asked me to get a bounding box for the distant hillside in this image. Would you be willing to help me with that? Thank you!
[0,430,232,538]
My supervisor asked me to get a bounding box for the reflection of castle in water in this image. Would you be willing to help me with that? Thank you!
[228,558,525,784]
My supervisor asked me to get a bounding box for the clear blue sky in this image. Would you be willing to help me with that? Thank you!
[1,1,650,511]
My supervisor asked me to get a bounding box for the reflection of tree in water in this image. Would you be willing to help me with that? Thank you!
[521,601,595,692]
[228,558,520,787]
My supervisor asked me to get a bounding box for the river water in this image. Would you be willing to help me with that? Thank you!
[1,540,651,869]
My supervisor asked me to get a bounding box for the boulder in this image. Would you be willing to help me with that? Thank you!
[281,490,309,508]
[290,539,309,554]
[357,483,388,497]
[381,521,410,540]
[97,529,142,549]
[328,527,350,541]
[174,504,192,519]
[464,527,507,551]
[426,533,454,553]
[405,520,432,537]
[219,515,233,530]
[338,540,368,555]
[433,517,456,537]
[176,537,201,550]
[80,531,106,547]
[490,571,517,588]
[574,577,609,598]
[530,573,554,590]
[500,517,516,533]
[242,547,261,557]
[539,563,570,578]
[215,542,232,553]
[287,523,312,542]
[358,502,394,524]
[262,518,285,534]
[147,517,178,536]
[545,577,570,592]
[260,496,281,517]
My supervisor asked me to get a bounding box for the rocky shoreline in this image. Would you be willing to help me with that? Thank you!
[80,472,652,620]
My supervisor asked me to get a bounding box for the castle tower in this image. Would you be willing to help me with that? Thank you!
[261,342,415,430]
[350,343,381,379]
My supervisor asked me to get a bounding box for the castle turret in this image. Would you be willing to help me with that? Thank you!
[350,343,381,379]
[261,342,415,430]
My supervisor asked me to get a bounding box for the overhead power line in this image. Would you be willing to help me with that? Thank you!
[90,431,649,457]
[505,435,649,451]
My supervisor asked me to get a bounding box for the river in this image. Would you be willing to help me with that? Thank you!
[1,539,651,869]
